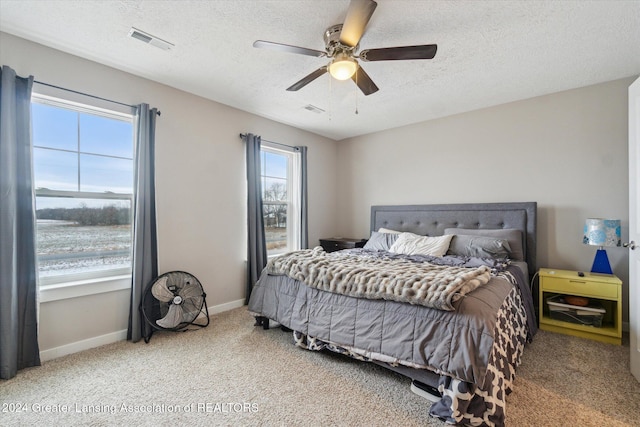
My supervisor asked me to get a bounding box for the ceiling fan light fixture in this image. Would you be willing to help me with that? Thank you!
[329,54,357,80]
[253,0,434,96]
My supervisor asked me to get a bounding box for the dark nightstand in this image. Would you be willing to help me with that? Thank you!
[319,237,367,253]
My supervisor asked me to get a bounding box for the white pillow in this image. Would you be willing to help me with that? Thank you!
[378,227,401,234]
[389,233,454,257]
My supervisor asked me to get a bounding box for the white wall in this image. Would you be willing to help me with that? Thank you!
[0,32,339,355]
[336,77,635,323]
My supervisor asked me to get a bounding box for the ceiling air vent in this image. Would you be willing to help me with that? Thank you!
[303,104,325,114]
[128,27,174,51]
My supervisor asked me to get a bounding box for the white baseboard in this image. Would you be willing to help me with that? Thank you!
[39,298,246,362]
[208,298,245,315]
[40,329,128,362]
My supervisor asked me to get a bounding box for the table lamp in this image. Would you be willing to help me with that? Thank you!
[583,218,621,274]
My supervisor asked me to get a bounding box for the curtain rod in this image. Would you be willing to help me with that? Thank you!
[238,133,296,150]
[34,80,161,116]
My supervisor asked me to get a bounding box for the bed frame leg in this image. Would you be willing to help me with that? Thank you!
[410,380,442,403]
[254,316,270,329]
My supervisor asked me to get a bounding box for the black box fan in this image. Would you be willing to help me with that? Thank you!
[140,271,209,343]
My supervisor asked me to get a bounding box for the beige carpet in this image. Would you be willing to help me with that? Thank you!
[2,307,639,426]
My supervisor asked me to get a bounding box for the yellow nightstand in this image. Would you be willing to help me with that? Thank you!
[538,268,622,345]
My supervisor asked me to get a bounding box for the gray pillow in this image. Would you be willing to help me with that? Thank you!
[444,228,524,261]
[447,235,512,259]
[363,231,399,251]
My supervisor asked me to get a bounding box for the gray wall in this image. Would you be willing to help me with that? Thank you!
[0,32,339,354]
[336,77,634,323]
[1,29,634,354]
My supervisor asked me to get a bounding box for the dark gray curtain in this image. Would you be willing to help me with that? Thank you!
[127,103,158,342]
[295,146,309,249]
[244,133,267,304]
[0,65,41,379]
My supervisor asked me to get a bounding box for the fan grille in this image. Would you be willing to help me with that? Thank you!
[140,271,209,342]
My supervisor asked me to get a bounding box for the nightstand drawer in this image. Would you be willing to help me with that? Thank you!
[541,276,618,299]
[319,238,366,253]
[324,240,353,251]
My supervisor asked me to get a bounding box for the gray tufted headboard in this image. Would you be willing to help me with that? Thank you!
[370,202,537,273]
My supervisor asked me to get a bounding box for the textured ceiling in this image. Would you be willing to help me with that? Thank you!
[1,0,639,141]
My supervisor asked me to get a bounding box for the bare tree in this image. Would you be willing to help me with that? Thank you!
[263,182,287,228]
[264,182,286,202]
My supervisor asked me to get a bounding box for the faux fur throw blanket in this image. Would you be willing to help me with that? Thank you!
[266,247,492,311]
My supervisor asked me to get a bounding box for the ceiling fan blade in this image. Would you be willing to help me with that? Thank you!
[352,66,379,96]
[359,44,438,61]
[287,67,328,91]
[339,0,378,48]
[253,40,327,58]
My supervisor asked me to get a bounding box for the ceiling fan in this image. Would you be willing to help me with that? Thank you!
[253,0,437,96]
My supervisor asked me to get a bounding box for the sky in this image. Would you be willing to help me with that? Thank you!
[32,101,290,209]
[260,150,288,201]
[31,102,133,209]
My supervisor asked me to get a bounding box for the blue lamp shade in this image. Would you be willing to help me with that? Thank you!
[583,218,621,274]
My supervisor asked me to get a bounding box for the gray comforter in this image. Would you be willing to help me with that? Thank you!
[248,249,533,386]
[248,249,536,426]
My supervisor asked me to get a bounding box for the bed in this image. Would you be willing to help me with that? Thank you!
[248,202,537,426]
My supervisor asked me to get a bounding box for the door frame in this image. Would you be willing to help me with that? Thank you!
[629,76,639,381]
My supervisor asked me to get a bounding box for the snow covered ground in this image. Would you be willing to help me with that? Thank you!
[37,220,131,277]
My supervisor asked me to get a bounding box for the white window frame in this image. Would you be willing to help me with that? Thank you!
[261,142,301,257]
[31,92,135,301]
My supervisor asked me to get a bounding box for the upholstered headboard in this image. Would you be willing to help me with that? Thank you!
[370,202,537,273]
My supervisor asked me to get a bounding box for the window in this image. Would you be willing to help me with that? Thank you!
[31,94,134,286]
[260,143,302,256]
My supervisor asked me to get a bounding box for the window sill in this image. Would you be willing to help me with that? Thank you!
[39,274,131,303]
